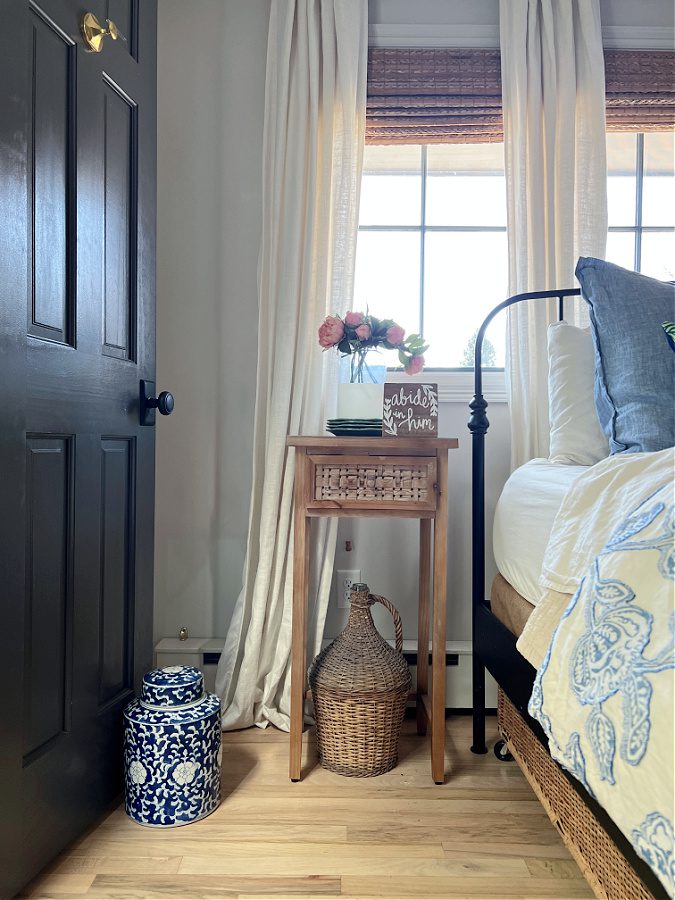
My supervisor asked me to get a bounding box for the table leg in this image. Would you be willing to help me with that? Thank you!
[431,451,449,784]
[417,518,431,735]
[290,451,310,782]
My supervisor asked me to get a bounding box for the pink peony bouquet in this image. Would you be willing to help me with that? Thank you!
[318,311,428,383]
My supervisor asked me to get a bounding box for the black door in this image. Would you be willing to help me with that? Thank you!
[0,1,158,894]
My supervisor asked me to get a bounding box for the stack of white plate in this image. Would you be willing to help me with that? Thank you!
[326,418,382,437]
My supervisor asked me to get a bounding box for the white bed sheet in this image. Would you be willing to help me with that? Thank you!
[493,459,586,605]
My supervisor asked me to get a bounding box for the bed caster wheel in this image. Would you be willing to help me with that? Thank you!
[494,739,513,762]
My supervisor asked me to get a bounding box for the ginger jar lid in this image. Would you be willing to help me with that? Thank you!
[141,665,204,708]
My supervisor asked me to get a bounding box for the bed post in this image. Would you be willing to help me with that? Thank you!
[469,330,489,754]
[468,288,580,755]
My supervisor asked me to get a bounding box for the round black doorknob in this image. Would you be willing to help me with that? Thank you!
[155,391,174,415]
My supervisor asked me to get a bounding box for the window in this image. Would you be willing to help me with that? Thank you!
[355,132,675,370]
[354,143,507,369]
[606,132,675,281]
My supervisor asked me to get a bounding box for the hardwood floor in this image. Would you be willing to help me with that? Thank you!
[22,717,592,899]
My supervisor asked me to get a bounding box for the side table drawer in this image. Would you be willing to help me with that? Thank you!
[307,455,437,512]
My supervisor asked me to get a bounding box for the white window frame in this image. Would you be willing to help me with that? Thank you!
[609,132,675,271]
[358,143,507,399]
[360,132,673,402]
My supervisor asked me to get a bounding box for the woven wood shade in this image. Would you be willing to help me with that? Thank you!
[605,49,675,132]
[366,47,675,145]
[367,48,503,145]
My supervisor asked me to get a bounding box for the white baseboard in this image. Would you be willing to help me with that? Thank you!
[155,637,498,710]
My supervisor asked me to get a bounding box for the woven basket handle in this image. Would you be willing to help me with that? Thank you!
[369,594,403,654]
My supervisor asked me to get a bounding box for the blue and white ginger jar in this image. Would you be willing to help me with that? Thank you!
[123,665,221,827]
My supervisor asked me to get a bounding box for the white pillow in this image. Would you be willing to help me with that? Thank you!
[548,321,609,466]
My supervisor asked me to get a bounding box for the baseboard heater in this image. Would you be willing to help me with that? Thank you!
[155,638,498,709]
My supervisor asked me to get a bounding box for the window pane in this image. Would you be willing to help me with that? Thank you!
[423,232,508,367]
[353,231,421,366]
[641,232,675,281]
[358,145,422,226]
[607,133,636,227]
[642,132,675,227]
[606,231,636,270]
[426,143,506,226]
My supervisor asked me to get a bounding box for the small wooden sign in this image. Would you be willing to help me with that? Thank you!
[382,383,438,437]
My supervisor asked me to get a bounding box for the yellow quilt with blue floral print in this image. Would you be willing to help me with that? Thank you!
[529,483,674,894]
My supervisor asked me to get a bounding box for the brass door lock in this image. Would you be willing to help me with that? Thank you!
[81,12,126,53]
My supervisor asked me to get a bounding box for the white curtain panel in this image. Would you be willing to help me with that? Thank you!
[500,0,608,468]
[215,0,367,731]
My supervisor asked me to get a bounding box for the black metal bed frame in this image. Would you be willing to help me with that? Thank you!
[467,288,665,899]
[469,287,579,750]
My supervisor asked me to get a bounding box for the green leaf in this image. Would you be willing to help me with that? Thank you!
[398,349,409,367]
[404,340,422,352]
[337,339,352,354]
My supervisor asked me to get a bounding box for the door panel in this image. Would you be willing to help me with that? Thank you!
[103,79,137,360]
[99,437,135,707]
[29,8,76,344]
[108,0,139,60]
[0,0,157,894]
[23,436,73,762]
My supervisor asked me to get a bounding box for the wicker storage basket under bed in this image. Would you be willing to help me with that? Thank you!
[498,689,656,900]
[309,585,411,777]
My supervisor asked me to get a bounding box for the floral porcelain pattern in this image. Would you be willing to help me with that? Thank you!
[124,665,221,827]
[129,760,147,785]
[173,760,199,785]
[140,665,204,707]
[529,488,675,894]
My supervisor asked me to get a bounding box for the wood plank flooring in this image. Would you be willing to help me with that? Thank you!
[21,717,592,899]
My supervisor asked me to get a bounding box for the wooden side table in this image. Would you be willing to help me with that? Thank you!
[286,435,458,784]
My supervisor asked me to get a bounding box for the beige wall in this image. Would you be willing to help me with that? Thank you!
[154,0,269,641]
[155,0,674,648]
[154,0,513,649]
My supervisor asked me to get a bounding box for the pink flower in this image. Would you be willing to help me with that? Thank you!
[386,324,405,346]
[355,323,371,340]
[405,354,425,376]
[318,315,345,348]
[344,311,364,326]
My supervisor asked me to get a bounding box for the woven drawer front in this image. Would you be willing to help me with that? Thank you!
[313,457,435,504]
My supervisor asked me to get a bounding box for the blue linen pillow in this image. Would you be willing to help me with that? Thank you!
[575,257,675,453]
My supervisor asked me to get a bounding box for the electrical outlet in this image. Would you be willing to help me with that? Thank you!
[336,569,361,608]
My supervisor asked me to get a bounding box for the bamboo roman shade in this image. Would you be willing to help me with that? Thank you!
[367,48,503,144]
[605,50,675,131]
[366,47,675,145]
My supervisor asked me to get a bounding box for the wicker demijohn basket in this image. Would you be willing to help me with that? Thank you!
[309,584,411,777]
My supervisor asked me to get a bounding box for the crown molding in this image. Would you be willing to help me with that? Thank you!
[601,25,675,50]
[368,24,499,49]
[368,23,675,51]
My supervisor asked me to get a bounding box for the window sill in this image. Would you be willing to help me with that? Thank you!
[385,369,507,404]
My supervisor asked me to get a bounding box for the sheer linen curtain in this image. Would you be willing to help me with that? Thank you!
[215,0,367,731]
[500,0,608,468]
